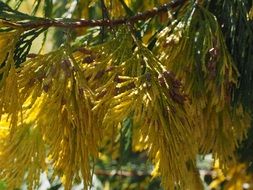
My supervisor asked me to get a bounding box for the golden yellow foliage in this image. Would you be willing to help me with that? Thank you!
[0,2,251,189]
[0,124,46,190]
[0,47,101,189]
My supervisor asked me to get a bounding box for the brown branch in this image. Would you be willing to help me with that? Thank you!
[6,0,186,29]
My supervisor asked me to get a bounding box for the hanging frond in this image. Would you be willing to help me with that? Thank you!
[207,0,253,111]
[75,29,199,189]
[21,48,99,189]
[0,28,22,134]
[0,46,101,189]
[155,4,251,164]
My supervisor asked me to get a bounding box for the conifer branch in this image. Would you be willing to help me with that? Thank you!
[3,0,186,29]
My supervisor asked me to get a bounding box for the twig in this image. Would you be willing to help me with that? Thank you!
[4,0,186,29]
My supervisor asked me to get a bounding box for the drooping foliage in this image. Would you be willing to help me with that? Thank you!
[0,0,252,189]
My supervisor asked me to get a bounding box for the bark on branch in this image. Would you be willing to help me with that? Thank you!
[3,0,186,29]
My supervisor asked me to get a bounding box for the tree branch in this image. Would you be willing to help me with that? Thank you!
[3,0,186,30]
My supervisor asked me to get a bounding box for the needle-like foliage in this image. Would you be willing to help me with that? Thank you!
[0,0,252,190]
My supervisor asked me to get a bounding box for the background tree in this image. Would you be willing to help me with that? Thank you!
[0,0,252,189]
